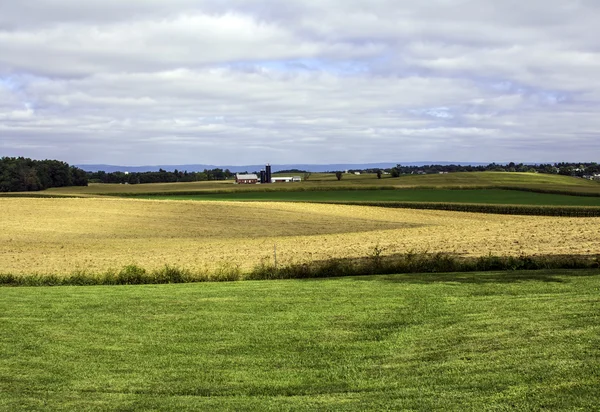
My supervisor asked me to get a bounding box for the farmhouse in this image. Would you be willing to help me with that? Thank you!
[235,173,258,184]
[271,176,302,183]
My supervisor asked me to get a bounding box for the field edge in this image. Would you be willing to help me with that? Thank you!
[2,253,599,287]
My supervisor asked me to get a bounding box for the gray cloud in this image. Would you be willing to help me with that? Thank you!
[1,0,599,165]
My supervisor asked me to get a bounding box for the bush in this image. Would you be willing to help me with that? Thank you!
[116,265,147,285]
[210,263,242,281]
[154,265,190,283]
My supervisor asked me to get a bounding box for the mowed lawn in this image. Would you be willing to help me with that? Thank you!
[144,188,600,206]
[1,270,599,411]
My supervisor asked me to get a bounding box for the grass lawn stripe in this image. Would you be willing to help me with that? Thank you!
[1,269,599,410]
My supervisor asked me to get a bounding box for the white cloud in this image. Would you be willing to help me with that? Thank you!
[1,0,600,164]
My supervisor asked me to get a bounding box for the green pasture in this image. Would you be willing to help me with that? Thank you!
[1,270,599,410]
[381,171,600,190]
[144,188,600,206]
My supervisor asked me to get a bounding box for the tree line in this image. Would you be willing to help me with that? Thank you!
[347,162,600,178]
[0,157,88,192]
[87,168,235,184]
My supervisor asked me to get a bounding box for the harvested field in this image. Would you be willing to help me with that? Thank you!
[2,198,600,276]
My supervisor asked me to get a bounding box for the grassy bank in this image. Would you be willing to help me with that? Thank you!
[2,253,598,286]
[1,269,599,410]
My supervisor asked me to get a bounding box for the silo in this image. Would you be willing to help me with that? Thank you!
[265,164,272,183]
[260,170,266,184]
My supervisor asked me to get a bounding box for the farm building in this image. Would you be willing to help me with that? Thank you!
[234,165,300,184]
[271,176,302,183]
[235,173,258,184]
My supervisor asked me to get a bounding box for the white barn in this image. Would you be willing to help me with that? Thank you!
[271,176,302,183]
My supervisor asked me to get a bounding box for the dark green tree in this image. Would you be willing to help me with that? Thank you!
[0,157,87,192]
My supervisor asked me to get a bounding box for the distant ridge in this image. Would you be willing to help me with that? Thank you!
[76,162,489,173]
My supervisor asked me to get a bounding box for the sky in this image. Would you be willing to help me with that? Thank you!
[1,0,599,166]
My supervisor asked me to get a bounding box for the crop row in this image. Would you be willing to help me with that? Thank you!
[326,201,600,217]
[111,185,600,198]
[498,186,600,197]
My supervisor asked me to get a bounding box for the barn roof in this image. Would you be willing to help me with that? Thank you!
[236,173,258,179]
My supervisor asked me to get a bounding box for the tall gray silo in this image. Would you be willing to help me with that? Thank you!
[265,164,272,183]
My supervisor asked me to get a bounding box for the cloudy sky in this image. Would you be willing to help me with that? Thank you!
[1,0,599,166]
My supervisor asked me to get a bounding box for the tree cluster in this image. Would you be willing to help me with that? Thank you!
[276,169,309,174]
[86,168,234,184]
[0,157,88,192]
[386,162,600,178]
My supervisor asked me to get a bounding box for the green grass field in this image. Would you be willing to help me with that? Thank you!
[379,171,600,191]
[142,188,600,206]
[2,270,599,411]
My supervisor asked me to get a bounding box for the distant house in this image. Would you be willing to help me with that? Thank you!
[271,176,302,183]
[235,173,258,184]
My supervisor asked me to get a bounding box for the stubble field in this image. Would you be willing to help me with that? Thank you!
[2,197,600,277]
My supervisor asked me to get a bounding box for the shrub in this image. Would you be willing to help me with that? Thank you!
[211,263,242,281]
[153,265,190,284]
[116,265,147,285]
[1,253,598,287]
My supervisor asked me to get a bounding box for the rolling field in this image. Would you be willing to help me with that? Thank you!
[142,188,600,206]
[35,171,600,196]
[1,271,599,410]
[383,171,600,191]
[3,176,600,410]
[2,197,600,276]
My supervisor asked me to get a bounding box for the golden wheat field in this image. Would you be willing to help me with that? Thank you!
[1,197,600,276]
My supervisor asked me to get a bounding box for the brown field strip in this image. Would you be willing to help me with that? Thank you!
[2,198,600,276]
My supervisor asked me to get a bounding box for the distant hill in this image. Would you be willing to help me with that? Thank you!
[76,162,488,173]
